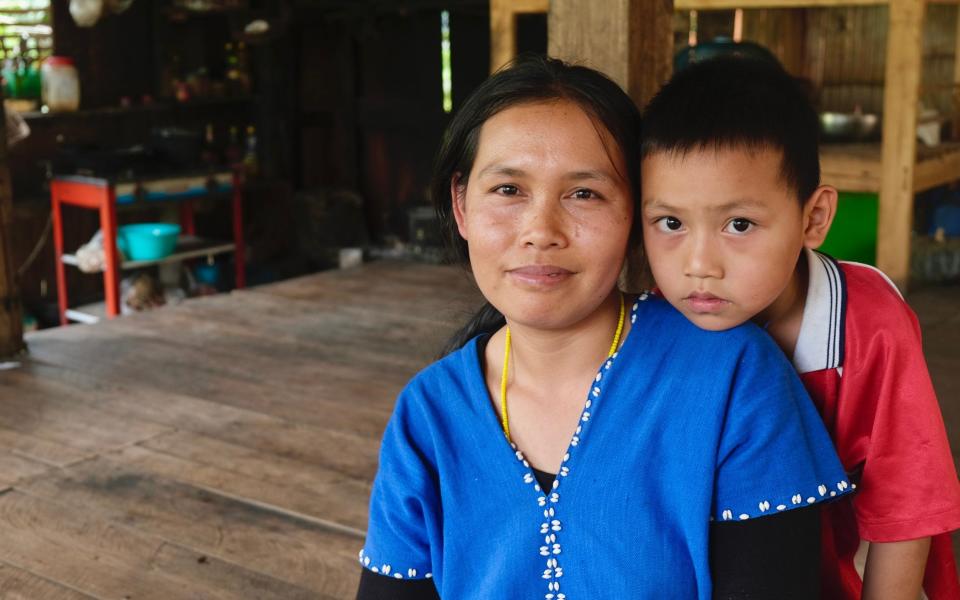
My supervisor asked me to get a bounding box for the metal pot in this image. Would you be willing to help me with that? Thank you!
[819,112,880,142]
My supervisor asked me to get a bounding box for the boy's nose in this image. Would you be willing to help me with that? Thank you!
[684,235,723,279]
[520,199,569,250]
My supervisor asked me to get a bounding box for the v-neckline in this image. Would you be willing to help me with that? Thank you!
[466,295,643,500]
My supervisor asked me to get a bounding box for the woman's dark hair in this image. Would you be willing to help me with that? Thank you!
[435,54,643,356]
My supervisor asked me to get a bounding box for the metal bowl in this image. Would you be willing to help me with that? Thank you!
[820,112,880,142]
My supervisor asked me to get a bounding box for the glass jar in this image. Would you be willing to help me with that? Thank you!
[41,56,80,112]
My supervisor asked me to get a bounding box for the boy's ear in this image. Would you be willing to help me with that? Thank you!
[451,173,469,240]
[802,185,838,249]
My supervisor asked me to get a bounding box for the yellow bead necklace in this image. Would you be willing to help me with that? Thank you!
[499,292,626,442]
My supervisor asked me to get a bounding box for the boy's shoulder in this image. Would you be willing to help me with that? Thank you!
[641,292,780,353]
[795,249,919,374]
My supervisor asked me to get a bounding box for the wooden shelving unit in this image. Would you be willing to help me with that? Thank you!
[821,142,960,193]
[50,171,246,325]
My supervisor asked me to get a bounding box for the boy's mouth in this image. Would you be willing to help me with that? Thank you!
[683,291,729,314]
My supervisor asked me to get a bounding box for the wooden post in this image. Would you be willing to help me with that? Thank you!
[952,4,960,141]
[877,0,924,288]
[0,98,25,357]
[743,9,807,76]
[490,0,549,74]
[548,0,674,109]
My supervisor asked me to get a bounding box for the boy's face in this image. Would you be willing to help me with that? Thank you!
[641,147,806,331]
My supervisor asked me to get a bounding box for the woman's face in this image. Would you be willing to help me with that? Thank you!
[452,99,633,331]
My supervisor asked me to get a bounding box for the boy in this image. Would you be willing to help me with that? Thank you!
[640,56,960,599]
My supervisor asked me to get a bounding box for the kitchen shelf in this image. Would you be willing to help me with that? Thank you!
[60,235,236,271]
[51,170,246,325]
[21,97,255,122]
[821,142,960,194]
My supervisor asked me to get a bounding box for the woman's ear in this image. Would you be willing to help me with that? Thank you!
[451,173,469,240]
[802,185,838,249]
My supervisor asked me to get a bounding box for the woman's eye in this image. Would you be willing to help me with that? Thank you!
[572,188,599,200]
[724,218,755,234]
[494,184,519,196]
[656,216,683,232]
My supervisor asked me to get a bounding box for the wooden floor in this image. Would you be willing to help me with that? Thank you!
[0,261,480,599]
[0,261,958,599]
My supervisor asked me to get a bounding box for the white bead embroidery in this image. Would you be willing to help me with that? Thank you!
[513,299,636,599]
[356,550,427,582]
[717,480,851,521]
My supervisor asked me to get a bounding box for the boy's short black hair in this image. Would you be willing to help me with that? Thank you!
[641,56,820,202]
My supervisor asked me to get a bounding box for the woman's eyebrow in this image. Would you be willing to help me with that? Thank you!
[476,164,526,178]
[564,170,615,183]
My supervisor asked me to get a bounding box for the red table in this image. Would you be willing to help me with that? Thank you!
[51,170,246,325]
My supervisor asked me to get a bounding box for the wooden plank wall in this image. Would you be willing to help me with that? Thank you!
[740,4,958,122]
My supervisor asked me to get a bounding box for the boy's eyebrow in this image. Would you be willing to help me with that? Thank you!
[643,198,769,212]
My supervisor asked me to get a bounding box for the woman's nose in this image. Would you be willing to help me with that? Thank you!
[520,199,569,250]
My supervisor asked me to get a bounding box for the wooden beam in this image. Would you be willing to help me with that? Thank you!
[877,0,924,288]
[676,0,883,8]
[0,98,24,358]
[548,0,673,109]
[489,0,549,73]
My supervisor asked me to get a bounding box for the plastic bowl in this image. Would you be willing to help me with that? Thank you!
[117,223,181,261]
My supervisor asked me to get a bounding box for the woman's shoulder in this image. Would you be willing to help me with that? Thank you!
[393,335,485,422]
[406,336,482,393]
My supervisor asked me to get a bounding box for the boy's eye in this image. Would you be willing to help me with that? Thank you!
[493,184,519,196]
[655,216,683,233]
[724,218,755,234]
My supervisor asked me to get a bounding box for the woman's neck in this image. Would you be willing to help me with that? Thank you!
[505,291,627,384]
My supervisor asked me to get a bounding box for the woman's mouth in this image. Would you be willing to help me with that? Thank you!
[507,265,574,287]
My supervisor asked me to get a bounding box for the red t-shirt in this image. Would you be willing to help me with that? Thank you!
[797,249,960,599]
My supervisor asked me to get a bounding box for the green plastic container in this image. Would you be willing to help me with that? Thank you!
[819,191,878,265]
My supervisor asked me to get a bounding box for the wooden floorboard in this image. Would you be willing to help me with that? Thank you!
[19,456,362,597]
[0,562,97,600]
[0,260,478,598]
[0,488,330,600]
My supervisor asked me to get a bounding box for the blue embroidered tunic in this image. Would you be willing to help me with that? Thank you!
[359,294,851,599]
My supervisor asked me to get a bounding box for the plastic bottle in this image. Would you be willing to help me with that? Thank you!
[41,56,80,111]
[201,123,219,167]
[225,125,243,165]
[243,125,258,175]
